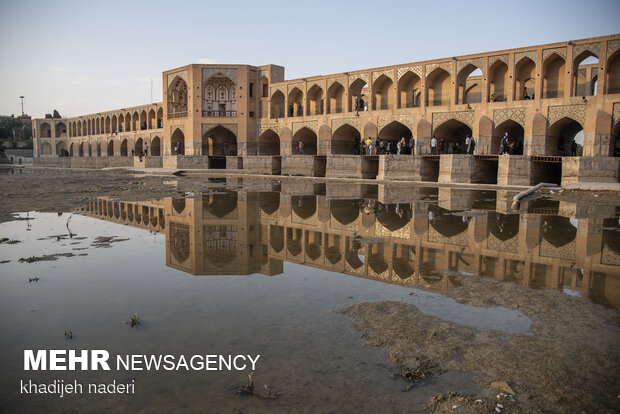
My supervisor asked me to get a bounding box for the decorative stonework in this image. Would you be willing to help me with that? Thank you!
[425,62,452,76]
[375,221,410,239]
[514,50,537,64]
[170,125,184,136]
[547,104,586,126]
[202,123,237,136]
[601,242,620,266]
[606,39,620,58]
[258,122,280,135]
[287,82,304,94]
[167,70,187,88]
[344,257,364,275]
[493,107,527,127]
[487,232,519,253]
[542,47,567,62]
[573,42,601,59]
[432,111,474,129]
[372,69,394,83]
[259,70,269,80]
[613,102,620,125]
[327,77,346,90]
[292,120,319,135]
[202,68,237,84]
[539,238,576,260]
[397,65,422,80]
[488,54,509,67]
[307,80,323,91]
[349,73,369,87]
[377,114,415,131]
[368,265,389,281]
[456,57,484,75]
[270,85,285,97]
[330,218,358,231]
[427,226,468,246]
[331,117,361,132]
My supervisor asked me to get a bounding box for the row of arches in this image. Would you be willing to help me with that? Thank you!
[52,137,162,157]
[68,107,164,137]
[267,48,620,119]
[38,122,67,139]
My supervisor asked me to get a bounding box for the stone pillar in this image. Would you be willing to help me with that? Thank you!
[438,154,475,183]
[497,155,532,186]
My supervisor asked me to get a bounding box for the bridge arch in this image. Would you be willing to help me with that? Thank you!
[292,127,317,155]
[270,90,285,119]
[348,78,368,112]
[572,51,599,97]
[151,136,161,156]
[330,200,359,225]
[292,195,316,219]
[327,81,344,114]
[40,142,52,155]
[202,125,237,156]
[259,129,280,155]
[426,67,451,106]
[372,74,394,110]
[148,109,156,129]
[457,64,483,104]
[398,71,421,108]
[306,84,323,115]
[376,203,411,232]
[379,121,412,149]
[202,192,238,218]
[260,192,280,215]
[135,138,143,156]
[331,124,360,154]
[107,140,114,156]
[515,57,536,100]
[288,87,304,117]
[489,60,508,101]
[433,119,472,153]
[168,76,188,117]
[270,225,284,253]
[55,141,67,156]
[120,139,128,156]
[547,117,583,156]
[430,206,469,238]
[493,120,524,155]
[171,128,185,155]
[542,53,566,98]
[607,49,620,94]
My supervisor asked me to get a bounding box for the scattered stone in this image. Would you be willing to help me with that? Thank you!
[495,407,501,413]
[497,403,504,408]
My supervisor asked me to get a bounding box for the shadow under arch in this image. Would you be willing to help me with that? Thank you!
[376,203,411,232]
[429,205,469,237]
[541,216,577,247]
[489,212,520,241]
[203,192,238,218]
[330,200,359,225]
[259,192,280,215]
[292,195,316,219]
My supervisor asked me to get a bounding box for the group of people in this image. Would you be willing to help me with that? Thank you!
[360,136,415,155]
[430,135,476,155]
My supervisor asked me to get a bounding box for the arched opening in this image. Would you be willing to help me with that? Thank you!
[260,76,269,98]
[258,129,280,155]
[331,124,361,154]
[260,192,280,215]
[378,121,413,153]
[493,120,524,155]
[270,90,285,119]
[286,228,302,257]
[541,216,577,247]
[306,85,324,116]
[398,71,421,108]
[325,234,342,264]
[292,195,316,219]
[105,116,111,134]
[156,108,163,128]
[169,129,184,155]
[345,238,364,270]
[135,138,143,156]
[547,117,583,156]
[40,142,52,155]
[607,50,620,94]
[488,61,508,101]
[77,121,82,136]
[120,139,128,156]
[270,225,284,253]
[426,68,451,106]
[348,78,368,112]
[393,244,414,279]
[368,243,388,275]
[56,141,67,157]
[572,53,599,97]
[69,143,74,157]
[168,76,188,117]
[86,143,91,157]
[330,200,359,225]
[147,109,155,129]
[203,192,237,218]
[489,212,520,241]
[111,115,117,133]
[429,205,469,237]
[40,122,51,138]
[96,142,101,157]
[457,65,483,104]
[542,54,566,98]
[132,112,139,132]
[55,122,66,138]
[107,140,114,156]
[305,231,322,260]
[87,119,91,136]
[151,137,161,156]
[124,113,131,132]
[327,81,344,114]
[202,126,237,156]
[78,142,84,157]
[372,74,394,110]
[433,119,472,154]
[118,115,124,132]
[376,203,411,232]
[95,118,100,135]
[288,87,303,117]
[203,73,237,117]
[515,57,536,100]
[292,127,317,155]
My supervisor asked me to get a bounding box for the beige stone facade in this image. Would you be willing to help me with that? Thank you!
[33,34,620,185]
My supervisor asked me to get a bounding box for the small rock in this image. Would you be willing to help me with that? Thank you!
[451,405,458,410]
[475,399,482,403]
[495,408,501,413]
[497,404,504,408]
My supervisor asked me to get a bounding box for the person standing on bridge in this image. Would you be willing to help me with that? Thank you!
[465,135,472,154]
[430,136,437,155]
[499,132,509,155]
[298,140,304,154]
[409,136,415,155]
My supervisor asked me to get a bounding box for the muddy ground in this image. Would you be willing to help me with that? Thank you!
[338,275,620,413]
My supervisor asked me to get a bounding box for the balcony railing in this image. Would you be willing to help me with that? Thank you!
[202,110,237,117]
[168,111,187,119]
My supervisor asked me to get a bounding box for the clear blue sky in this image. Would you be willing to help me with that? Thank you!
[1,0,618,118]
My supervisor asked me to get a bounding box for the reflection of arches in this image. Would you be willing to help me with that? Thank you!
[398,71,421,108]
[376,203,411,232]
[259,129,280,155]
[426,68,451,106]
[331,124,360,154]
[171,129,185,155]
[433,119,472,152]
[331,200,359,225]
[286,228,302,256]
[345,238,364,269]
[393,244,414,279]
[202,126,237,156]
[292,195,316,219]
[542,54,566,98]
[547,117,583,156]
[541,216,577,247]
[368,243,388,274]
[489,212,519,241]
[270,225,284,253]
[602,218,620,255]
[292,127,317,155]
[305,231,322,260]
[172,198,186,214]
[325,234,342,264]
[259,192,280,215]
[493,120,524,155]
[429,206,469,237]
[203,192,237,218]
[170,224,190,264]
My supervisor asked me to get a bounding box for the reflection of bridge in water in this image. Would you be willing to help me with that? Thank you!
[83,184,620,308]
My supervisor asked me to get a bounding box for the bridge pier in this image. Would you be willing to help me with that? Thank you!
[438,154,475,184]
[244,155,281,175]
[561,156,620,184]
[497,155,532,186]
[281,155,326,177]
[325,155,378,179]
[377,155,438,181]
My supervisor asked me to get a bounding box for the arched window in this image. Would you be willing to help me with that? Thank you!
[203,73,236,117]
